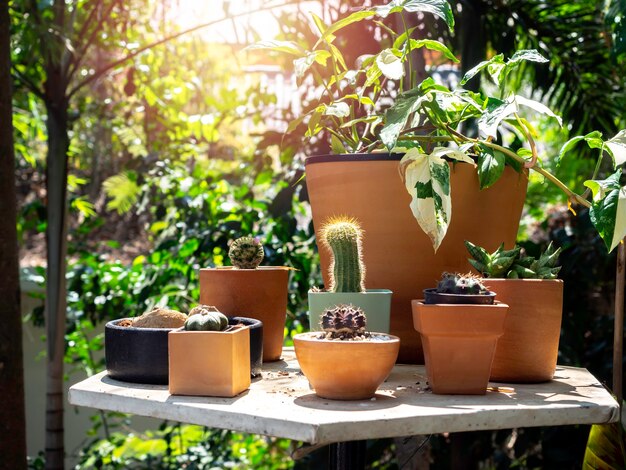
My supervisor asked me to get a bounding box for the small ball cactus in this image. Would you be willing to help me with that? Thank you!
[436,272,489,295]
[320,217,365,293]
[229,236,264,269]
[320,304,367,340]
[184,305,229,331]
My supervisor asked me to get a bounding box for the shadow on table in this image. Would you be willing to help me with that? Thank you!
[294,392,401,411]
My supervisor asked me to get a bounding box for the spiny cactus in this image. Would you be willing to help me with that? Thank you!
[229,236,264,269]
[465,241,520,278]
[185,305,229,331]
[436,272,489,295]
[508,242,561,279]
[320,217,365,293]
[320,304,367,340]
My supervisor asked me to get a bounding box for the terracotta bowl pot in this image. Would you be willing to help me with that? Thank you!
[105,319,171,385]
[293,332,400,400]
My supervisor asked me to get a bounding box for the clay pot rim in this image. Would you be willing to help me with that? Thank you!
[200,266,292,271]
[106,318,179,333]
[294,331,400,344]
[307,288,393,294]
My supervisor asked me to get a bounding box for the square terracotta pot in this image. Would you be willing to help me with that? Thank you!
[412,300,508,395]
[168,326,250,397]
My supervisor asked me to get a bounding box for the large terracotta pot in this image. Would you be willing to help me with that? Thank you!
[484,279,564,383]
[305,154,527,363]
[293,332,400,400]
[412,300,508,394]
[199,267,289,362]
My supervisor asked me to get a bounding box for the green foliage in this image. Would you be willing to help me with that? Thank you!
[583,422,626,469]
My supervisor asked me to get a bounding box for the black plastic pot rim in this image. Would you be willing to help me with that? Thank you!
[305,153,405,165]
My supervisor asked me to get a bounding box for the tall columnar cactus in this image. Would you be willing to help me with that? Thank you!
[320,217,365,293]
[320,304,367,339]
[436,272,489,295]
[229,236,264,269]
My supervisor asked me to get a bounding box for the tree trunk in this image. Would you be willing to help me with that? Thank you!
[0,0,28,467]
[43,63,69,470]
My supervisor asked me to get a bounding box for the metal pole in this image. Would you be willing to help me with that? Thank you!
[329,441,366,470]
[613,240,625,405]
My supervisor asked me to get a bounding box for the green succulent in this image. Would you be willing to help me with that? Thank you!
[184,305,229,331]
[507,242,562,279]
[465,241,520,278]
[320,217,365,293]
[229,236,264,269]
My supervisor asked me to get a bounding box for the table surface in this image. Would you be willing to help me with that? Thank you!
[68,348,620,445]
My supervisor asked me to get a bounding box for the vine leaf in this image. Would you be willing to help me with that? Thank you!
[584,170,626,252]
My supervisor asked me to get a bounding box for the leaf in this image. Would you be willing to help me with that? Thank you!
[406,39,459,62]
[373,0,455,31]
[514,95,562,127]
[583,422,626,469]
[72,197,96,218]
[508,49,549,65]
[376,48,404,80]
[584,170,626,252]
[380,87,425,150]
[477,147,506,189]
[294,50,331,78]
[102,171,140,214]
[478,97,518,138]
[323,102,350,118]
[461,54,504,85]
[430,147,475,164]
[243,40,304,56]
[606,130,626,167]
[401,147,455,251]
[317,10,376,45]
[462,50,547,86]
[558,131,604,165]
[330,134,347,154]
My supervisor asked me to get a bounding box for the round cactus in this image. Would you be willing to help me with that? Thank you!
[436,272,489,295]
[320,304,367,340]
[185,305,229,331]
[229,236,264,269]
[320,217,365,293]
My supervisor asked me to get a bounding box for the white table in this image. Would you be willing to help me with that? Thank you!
[69,348,619,467]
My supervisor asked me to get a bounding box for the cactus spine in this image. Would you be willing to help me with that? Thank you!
[229,236,264,269]
[320,304,367,339]
[436,272,489,295]
[320,217,365,293]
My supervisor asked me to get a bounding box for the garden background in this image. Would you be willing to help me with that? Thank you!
[2,0,626,468]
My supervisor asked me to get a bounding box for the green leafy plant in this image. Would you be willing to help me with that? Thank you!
[248,1,626,254]
[466,240,561,279]
[319,217,365,293]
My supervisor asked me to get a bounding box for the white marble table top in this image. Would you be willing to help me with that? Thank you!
[68,348,619,445]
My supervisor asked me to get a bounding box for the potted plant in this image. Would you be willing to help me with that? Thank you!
[199,236,290,362]
[465,240,563,383]
[294,304,400,400]
[412,272,508,395]
[169,305,250,397]
[248,2,626,363]
[105,307,187,384]
[308,216,392,333]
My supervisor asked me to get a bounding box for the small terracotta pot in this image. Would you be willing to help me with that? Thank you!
[307,289,392,333]
[293,332,400,400]
[484,279,564,383]
[412,300,508,395]
[105,319,171,385]
[199,267,289,362]
[168,326,251,397]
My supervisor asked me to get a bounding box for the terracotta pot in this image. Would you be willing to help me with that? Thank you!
[305,154,527,363]
[412,300,508,394]
[293,331,400,400]
[308,289,392,333]
[199,267,289,362]
[105,319,171,385]
[168,326,250,397]
[484,279,564,383]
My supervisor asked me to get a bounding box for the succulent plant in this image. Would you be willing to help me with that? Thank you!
[465,240,561,280]
[436,272,490,295]
[184,305,229,331]
[320,304,367,340]
[465,241,520,278]
[319,217,365,293]
[229,236,264,269]
[507,242,561,279]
